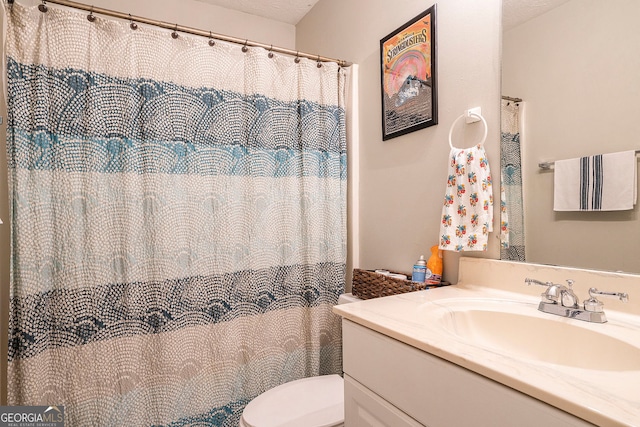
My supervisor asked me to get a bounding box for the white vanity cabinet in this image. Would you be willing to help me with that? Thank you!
[342,319,594,427]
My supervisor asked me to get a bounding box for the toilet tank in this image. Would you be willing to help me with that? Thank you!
[338,293,361,305]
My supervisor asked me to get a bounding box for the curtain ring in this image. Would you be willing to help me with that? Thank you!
[87,6,96,22]
[294,52,301,63]
[268,45,274,59]
[129,14,138,30]
[208,31,215,47]
[316,55,322,68]
[38,0,48,12]
[171,24,179,39]
[241,40,249,53]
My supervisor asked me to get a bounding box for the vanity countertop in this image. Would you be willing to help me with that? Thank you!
[335,259,640,427]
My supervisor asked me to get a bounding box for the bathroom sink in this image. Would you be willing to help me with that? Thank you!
[431,299,640,371]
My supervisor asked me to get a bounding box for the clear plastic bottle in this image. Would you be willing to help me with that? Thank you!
[412,255,427,282]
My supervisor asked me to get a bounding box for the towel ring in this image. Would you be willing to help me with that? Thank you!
[448,112,488,149]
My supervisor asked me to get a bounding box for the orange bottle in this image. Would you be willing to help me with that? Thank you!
[426,245,443,284]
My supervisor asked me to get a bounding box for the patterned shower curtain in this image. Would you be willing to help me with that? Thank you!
[5,3,346,426]
[500,99,525,261]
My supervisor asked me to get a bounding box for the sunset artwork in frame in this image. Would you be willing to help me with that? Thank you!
[380,5,437,140]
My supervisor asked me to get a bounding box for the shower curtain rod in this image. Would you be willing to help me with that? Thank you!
[8,0,352,67]
[502,95,522,102]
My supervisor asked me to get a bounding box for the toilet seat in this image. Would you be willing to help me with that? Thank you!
[239,374,344,427]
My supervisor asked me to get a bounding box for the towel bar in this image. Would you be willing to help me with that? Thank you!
[538,150,640,170]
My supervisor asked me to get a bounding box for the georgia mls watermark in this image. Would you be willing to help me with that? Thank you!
[0,406,64,427]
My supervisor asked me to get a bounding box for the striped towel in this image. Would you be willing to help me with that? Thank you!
[554,150,637,211]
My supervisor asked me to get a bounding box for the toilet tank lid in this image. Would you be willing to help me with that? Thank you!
[338,293,361,304]
[241,374,344,427]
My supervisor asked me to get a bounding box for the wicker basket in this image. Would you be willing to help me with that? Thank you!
[352,268,448,300]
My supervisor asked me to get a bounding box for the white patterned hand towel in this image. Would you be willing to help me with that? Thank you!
[554,150,637,211]
[439,144,493,252]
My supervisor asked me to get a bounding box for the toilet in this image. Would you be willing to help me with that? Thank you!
[239,293,361,427]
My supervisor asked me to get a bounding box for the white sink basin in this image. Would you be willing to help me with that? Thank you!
[431,299,640,371]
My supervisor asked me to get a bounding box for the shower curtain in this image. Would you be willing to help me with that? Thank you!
[500,99,525,261]
[5,3,346,426]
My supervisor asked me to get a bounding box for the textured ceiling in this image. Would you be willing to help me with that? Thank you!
[503,0,571,30]
[193,0,321,25]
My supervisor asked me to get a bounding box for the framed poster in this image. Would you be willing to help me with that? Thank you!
[380,5,437,140]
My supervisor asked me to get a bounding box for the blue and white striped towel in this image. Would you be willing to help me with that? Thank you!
[554,150,637,211]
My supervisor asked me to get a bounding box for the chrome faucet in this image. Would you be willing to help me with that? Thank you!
[524,278,629,323]
[524,278,578,307]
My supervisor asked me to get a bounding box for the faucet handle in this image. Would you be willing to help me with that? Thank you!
[583,287,629,313]
[524,278,551,287]
[588,287,629,302]
[525,278,560,303]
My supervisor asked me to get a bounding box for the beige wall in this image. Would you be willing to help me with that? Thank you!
[14,0,296,48]
[296,0,502,285]
[0,0,295,405]
[502,0,640,273]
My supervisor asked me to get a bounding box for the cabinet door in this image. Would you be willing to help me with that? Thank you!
[345,374,425,427]
[343,320,595,427]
